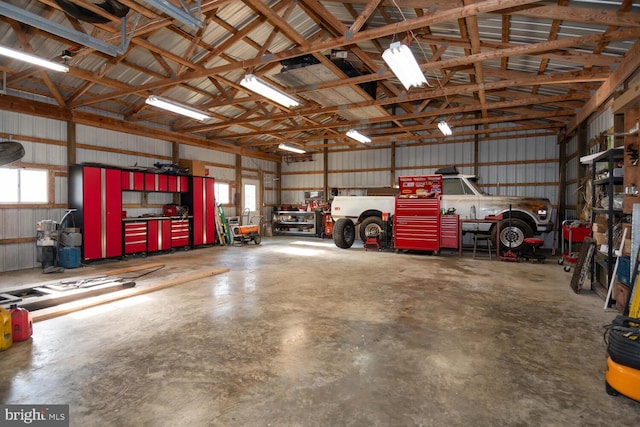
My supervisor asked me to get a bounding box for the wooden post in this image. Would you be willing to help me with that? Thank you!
[323,142,329,201]
[67,120,76,166]
[235,154,242,215]
[390,142,396,187]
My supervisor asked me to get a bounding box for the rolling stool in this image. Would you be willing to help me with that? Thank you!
[521,237,545,263]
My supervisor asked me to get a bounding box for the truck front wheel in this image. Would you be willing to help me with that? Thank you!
[495,218,533,251]
[359,216,383,242]
[333,218,356,249]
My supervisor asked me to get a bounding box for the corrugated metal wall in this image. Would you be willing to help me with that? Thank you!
[0,111,69,272]
[0,112,278,272]
[0,107,620,271]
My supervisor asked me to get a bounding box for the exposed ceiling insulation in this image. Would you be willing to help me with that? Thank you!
[0,0,638,160]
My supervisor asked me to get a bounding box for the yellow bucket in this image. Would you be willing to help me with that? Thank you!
[0,306,12,351]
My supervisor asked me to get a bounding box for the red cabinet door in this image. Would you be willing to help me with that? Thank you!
[121,171,132,190]
[121,171,144,191]
[178,175,188,192]
[147,220,158,252]
[167,175,178,192]
[82,167,102,260]
[157,174,168,192]
[204,178,216,244]
[82,167,122,260]
[145,173,155,191]
[104,168,123,258]
[191,177,204,246]
[191,177,216,246]
[148,219,172,252]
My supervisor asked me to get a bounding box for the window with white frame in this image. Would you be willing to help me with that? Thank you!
[214,182,230,204]
[0,168,48,203]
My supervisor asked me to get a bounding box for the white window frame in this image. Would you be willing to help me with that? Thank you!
[0,167,49,204]
[214,182,230,205]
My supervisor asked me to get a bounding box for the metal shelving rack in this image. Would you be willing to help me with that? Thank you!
[590,147,625,300]
[272,211,316,236]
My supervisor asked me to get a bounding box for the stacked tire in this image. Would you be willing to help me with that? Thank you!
[606,316,640,370]
[605,315,640,398]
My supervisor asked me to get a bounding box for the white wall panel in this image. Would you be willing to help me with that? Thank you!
[181,145,236,165]
[19,141,67,166]
[282,154,323,172]
[0,111,66,140]
[588,108,614,145]
[77,125,173,158]
[206,165,235,181]
[281,191,305,205]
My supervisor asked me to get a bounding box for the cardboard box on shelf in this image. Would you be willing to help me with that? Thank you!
[593,231,607,246]
[622,195,638,215]
[622,237,632,256]
[178,160,208,177]
[592,223,607,233]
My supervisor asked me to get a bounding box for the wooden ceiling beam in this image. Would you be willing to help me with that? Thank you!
[70,0,543,107]
[566,39,640,136]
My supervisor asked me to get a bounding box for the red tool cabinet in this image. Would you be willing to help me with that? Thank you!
[121,170,145,191]
[394,198,441,251]
[171,219,190,248]
[147,219,172,252]
[124,222,147,254]
[70,163,212,261]
[184,176,216,247]
[167,175,189,193]
[394,175,443,252]
[69,165,123,261]
[145,173,168,192]
[440,215,460,249]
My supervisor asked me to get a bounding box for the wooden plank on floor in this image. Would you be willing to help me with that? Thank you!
[0,263,166,294]
[32,267,230,322]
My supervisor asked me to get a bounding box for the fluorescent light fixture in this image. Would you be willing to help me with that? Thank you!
[346,129,371,144]
[240,74,301,108]
[278,143,305,154]
[145,95,210,121]
[382,42,427,90]
[0,46,68,73]
[438,121,452,136]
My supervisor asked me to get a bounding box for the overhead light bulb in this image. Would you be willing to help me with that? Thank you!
[382,42,428,90]
[346,129,371,144]
[438,121,452,136]
[0,45,69,73]
[278,143,306,154]
[240,74,301,108]
[145,95,210,121]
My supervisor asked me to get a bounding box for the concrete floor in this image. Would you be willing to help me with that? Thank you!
[0,236,639,426]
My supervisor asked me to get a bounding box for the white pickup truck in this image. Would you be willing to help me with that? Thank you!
[330,170,553,251]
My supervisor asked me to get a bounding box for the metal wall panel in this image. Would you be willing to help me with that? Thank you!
[1,208,66,272]
[0,110,66,140]
[282,153,324,173]
[18,141,66,166]
[182,145,236,165]
[588,109,614,147]
[77,125,173,158]
[205,166,235,181]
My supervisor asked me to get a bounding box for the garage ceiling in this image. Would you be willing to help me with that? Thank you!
[0,0,638,159]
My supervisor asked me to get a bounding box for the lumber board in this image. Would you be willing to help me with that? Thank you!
[101,262,166,276]
[32,267,230,322]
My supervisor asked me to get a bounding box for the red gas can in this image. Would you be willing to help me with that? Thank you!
[10,304,32,342]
